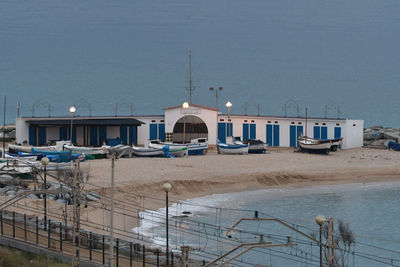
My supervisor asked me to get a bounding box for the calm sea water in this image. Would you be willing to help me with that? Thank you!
[1,0,400,127]
[137,182,400,266]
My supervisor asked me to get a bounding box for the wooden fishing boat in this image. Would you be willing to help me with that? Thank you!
[148,141,188,157]
[217,142,249,154]
[31,148,71,162]
[63,145,108,159]
[243,139,267,154]
[298,136,332,154]
[188,138,208,155]
[131,146,165,157]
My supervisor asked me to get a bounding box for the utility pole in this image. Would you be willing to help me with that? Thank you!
[185,50,197,104]
[2,96,5,159]
[109,155,115,267]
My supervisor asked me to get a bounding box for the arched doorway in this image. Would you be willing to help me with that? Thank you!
[173,115,208,143]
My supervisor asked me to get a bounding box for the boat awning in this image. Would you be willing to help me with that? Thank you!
[26,118,145,126]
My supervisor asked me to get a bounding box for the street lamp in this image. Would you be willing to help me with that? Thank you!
[209,87,223,110]
[226,101,232,137]
[69,106,76,143]
[162,182,172,266]
[41,157,49,230]
[182,102,189,144]
[315,214,327,267]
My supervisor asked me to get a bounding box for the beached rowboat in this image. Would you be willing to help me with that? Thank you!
[217,142,249,154]
[131,146,165,157]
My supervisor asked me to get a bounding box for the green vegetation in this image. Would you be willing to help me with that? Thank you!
[0,245,69,267]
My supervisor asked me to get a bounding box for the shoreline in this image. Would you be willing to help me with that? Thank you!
[78,147,400,234]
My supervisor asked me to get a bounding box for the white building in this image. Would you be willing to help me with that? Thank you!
[15,103,363,149]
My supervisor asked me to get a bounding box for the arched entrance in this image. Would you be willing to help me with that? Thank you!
[173,115,208,143]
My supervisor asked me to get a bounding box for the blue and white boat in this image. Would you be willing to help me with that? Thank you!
[187,138,208,155]
[217,137,249,155]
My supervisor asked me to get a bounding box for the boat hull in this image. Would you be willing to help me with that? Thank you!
[217,143,249,154]
[132,146,164,157]
[298,141,331,154]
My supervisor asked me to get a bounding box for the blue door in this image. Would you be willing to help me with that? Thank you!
[243,124,249,140]
[218,123,226,143]
[29,125,36,145]
[99,126,107,145]
[321,127,328,139]
[314,126,320,139]
[158,124,165,141]
[250,124,256,139]
[334,127,341,138]
[297,126,303,140]
[59,127,68,141]
[266,125,272,146]
[90,126,98,146]
[290,125,297,147]
[273,125,280,146]
[120,126,127,145]
[38,127,46,146]
[130,126,137,145]
[150,124,158,140]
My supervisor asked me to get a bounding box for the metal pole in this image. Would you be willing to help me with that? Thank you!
[228,107,231,137]
[44,164,47,230]
[12,211,15,238]
[36,216,38,244]
[24,214,27,241]
[60,222,63,251]
[0,210,2,235]
[102,235,105,265]
[183,110,186,144]
[2,96,6,159]
[116,238,119,267]
[48,220,51,248]
[70,115,73,142]
[89,232,92,261]
[109,156,115,267]
[319,225,323,267]
[166,191,169,266]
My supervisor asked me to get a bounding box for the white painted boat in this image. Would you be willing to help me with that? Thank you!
[148,142,188,157]
[217,142,249,154]
[188,138,208,155]
[63,145,108,156]
[132,146,164,157]
[8,144,54,154]
[298,136,331,154]
[5,152,37,161]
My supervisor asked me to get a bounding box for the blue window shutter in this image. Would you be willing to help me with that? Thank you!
[290,125,296,147]
[218,123,226,143]
[273,125,280,146]
[250,124,256,139]
[158,124,165,141]
[243,124,249,140]
[150,124,158,140]
[266,125,272,145]
[314,126,320,139]
[321,127,328,139]
[99,126,107,145]
[120,126,127,145]
[334,127,341,139]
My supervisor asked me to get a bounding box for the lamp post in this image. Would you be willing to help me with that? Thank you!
[182,102,189,144]
[209,87,223,110]
[69,106,76,143]
[315,214,327,267]
[41,157,49,230]
[162,182,172,266]
[226,101,232,137]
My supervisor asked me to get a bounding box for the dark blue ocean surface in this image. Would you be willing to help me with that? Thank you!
[139,182,400,266]
[1,0,399,126]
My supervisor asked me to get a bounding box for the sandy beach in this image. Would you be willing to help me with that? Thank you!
[85,147,400,207]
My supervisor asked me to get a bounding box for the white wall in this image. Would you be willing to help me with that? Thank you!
[164,107,218,145]
[107,126,120,139]
[135,116,164,146]
[343,119,364,149]
[46,127,59,143]
[16,118,29,144]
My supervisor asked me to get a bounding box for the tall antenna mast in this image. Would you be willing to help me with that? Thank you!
[185,50,197,104]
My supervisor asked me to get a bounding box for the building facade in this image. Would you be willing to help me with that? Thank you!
[16,103,363,149]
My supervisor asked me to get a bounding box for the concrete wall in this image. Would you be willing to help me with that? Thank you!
[135,116,164,146]
[343,119,364,149]
[16,118,29,144]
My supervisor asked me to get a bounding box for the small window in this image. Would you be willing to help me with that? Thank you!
[315,123,319,125]
[336,123,340,126]
[228,119,231,122]
[298,122,302,125]
[274,121,278,124]
[322,123,326,125]
[267,121,271,123]
[291,122,295,124]
[244,120,248,122]
[151,120,156,123]
[251,120,255,123]
[219,119,224,122]
[160,120,165,123]
[353,124,356,127]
